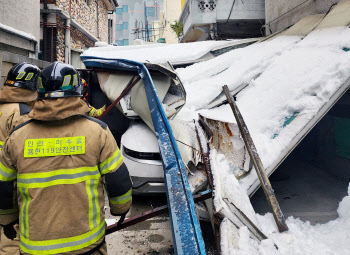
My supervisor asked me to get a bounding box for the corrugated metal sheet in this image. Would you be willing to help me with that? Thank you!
[316,0,350,30]
[282,14,325,36]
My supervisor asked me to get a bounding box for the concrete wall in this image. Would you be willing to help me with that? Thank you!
[266,0,341,34]
[0,0,40,56]
[217,0,265,21]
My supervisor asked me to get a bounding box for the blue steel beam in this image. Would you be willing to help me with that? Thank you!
[81,57,206,255]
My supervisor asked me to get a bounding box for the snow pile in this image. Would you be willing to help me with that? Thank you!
[95,41,109,47]
[0,23,36,41]
[221,184,350,255]
[210,150,258,224]
[176,36,301,113]
[82,40,235,64]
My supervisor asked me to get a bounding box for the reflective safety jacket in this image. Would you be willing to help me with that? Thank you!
[0,86,36,225]
[0,97,132,255]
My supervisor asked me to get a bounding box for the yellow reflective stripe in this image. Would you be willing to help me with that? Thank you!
[16,72,26,80]
[0,161,17,181]
[19,188,31,239]
[17,166,100,189]
[25,73,34,80]
[73,74,78,86]
[86,180,94,230]
[0,140,3,152]
[93,179,100,227]
[62,75,71,87]
[110,188,132,205]
[0,208,19,215]
[38,77,45,92]
[20,221,105,255]
[88,108,96,117]
[97,108,102,117]
[86,179,100,230]
[99,149,123,175]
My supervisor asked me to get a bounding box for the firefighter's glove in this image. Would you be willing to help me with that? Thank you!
[96,105,106,117]
[2,220,18,240]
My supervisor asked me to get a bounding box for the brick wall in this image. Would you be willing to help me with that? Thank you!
[56,0,109,42]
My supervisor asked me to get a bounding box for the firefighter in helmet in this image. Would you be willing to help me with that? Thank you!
[0,62,41,255]
[0,62,132,255]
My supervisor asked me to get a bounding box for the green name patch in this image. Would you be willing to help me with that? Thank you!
[24,136,85,158]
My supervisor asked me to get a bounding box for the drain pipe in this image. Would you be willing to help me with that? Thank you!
[65,18,71,64]
[43,0,48,61]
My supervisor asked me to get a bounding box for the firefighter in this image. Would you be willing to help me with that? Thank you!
[0,62,132,255]
[0,62,40,255]
[82,78,106,118]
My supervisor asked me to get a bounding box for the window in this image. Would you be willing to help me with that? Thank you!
[146,7,155,17]
[116,8,123,15]
[123,39,129,46]
[115,40,124,46]
[123,22,129,29]
[122,5,128,12]
[116,24,123,31]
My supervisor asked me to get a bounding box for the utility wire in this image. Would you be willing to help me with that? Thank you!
[225,0,236,24]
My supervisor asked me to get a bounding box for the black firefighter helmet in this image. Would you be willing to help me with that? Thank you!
[4,62,41,91]
[38,61,83,99]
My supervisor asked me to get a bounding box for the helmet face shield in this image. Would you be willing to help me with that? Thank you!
[4,62,41,91]
[38,62,83,99]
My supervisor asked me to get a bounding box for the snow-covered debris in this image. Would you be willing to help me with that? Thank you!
[176,36,301,113]
[95,41,109,47]
[176,26,350,191]
[0,23,36,41]
[82,40,236,64]
[210,150,258,224]
[175,25,350,254]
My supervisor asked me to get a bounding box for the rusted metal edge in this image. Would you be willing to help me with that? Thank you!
[194,120,222,255]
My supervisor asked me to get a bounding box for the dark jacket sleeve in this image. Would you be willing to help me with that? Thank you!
[99,127,132,215]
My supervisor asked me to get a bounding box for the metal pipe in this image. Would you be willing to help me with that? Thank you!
[98,76,141,120]
[43,0,48,61]
[222,85,289,232]
[40,22,95,47]
[51,26,54,62]
[106,189,212,235]
[65,18,71,64]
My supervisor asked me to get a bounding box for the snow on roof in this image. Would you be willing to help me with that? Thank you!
[176,26,350,184]
[82,40,237,64]
[0,23,36,41]
[175,26,350,254]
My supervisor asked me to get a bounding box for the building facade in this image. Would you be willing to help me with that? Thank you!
[40,0,117,67]
[158,0,182,44]
[0,0,40,58]
[179,0,265,42]
[114,0,163,46]
[265,0,342,35]
[0,0,52,86]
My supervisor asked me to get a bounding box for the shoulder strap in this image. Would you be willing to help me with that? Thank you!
[79,115,107,130]
[9,119,33,136]
[19,103,32,116]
